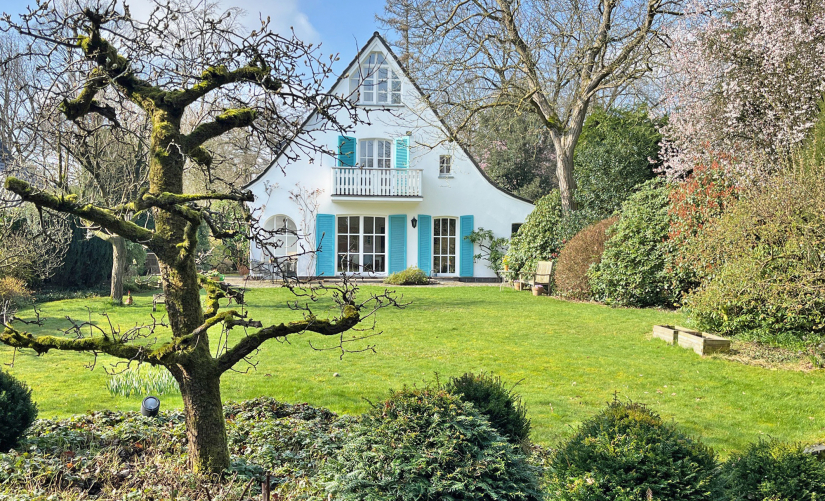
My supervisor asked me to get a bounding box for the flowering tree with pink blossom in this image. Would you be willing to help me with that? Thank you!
[661,0,825,178]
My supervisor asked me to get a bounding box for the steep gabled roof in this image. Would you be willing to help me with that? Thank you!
[245,32,533,205]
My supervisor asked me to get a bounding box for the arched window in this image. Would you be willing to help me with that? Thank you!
[263,215,298,277]
[349,52,402,105]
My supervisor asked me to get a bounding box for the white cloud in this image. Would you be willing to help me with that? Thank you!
[124,0,319,43]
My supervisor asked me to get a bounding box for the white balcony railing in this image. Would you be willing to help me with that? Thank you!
[332,168,423,198]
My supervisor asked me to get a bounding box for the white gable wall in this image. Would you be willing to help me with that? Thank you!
[247,35,534,278]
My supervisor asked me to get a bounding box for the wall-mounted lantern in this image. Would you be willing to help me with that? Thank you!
[411,217,417,229]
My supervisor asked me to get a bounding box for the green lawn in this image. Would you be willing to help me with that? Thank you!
[3,286,824,456]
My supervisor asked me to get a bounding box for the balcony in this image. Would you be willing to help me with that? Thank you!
[331,167,423,201]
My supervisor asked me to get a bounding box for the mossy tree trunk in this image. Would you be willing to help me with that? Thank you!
[109,235,126,303]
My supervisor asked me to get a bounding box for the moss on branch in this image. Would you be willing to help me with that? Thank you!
[4,177,160,249]
[182,109,257,150]
[1,326,145,360]
[215,305,361,374]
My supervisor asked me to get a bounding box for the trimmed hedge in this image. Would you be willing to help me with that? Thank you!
[321,387,543,500]
[547,400,717,501]
[554,217,618,300]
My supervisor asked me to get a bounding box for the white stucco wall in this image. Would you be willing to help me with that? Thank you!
[247,36,534,278]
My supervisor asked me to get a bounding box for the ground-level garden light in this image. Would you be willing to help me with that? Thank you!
[141,396,160,417]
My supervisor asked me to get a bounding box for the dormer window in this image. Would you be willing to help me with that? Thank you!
[349,52,402,105]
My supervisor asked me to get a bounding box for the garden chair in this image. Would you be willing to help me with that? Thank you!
[524,260,553,290]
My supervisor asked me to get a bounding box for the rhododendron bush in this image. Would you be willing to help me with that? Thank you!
[662,0,825,177]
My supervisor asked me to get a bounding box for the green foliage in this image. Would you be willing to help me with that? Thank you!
[682,163,825,347]
[717,439,825,501]
[0,370,37,453]
[443,372,531,446]
[106,364,180,397]
[666,161,740,301]
[589,178,675,307]
[321,386,543,501]
[574,107,663,218]
[554,217,618,300]
[467,228,509,277]
[683,104,825,347]
[384,266,429,285]
[474,110,556,201]
[506,190,595,276]
[547,400,717,501]
[48,217,113,288]
[0,399,343,500]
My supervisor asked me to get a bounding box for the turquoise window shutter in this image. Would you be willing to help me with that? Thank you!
[417,215,432,275]
[388,214,407,274]
[395,136,409,168]
[315,214,336,276]
[459,215,474,277]
[337,136,356,167]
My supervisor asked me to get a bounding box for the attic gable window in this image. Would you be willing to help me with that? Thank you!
[349,52,402,105]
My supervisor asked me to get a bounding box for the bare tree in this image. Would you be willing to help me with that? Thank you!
[0,0,399,474]
[379,0,678,210]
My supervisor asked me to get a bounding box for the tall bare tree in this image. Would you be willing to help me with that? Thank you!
[0,0,397,473]
[379,0,678,210]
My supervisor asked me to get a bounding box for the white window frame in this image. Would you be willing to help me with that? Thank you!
[439,155,452,177]
[337,215,388,274]
[359,138,393,168]
[264,214,298,276]
[433,217,458,276]
[349,52,402,105]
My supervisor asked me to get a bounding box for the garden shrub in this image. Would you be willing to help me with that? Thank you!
[716,439,825,501]
[666,160,739,300]
[574,106,663,218]
[682,163,825,347]
[506,190,595,276]
[683,105,825,347]
[443,372,531,447]
[384,266,429,285]
[589,178,675,307]
[321,386,543,501]
[0,276,32,322]
[554,217,618,300]
[547,400,717,501]
[0,370,38,452]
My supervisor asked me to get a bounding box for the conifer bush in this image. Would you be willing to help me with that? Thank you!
[547,400,716,501]
[0,370,38,452]
[717,439,825,501]
[444,372,531,446]
[321,387,543,501]
[554,217,618,300]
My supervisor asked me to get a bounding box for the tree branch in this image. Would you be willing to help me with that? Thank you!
[4,177,162,249]
[215,305,361,374]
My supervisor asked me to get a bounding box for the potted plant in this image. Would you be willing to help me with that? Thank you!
[532,284,544,296]
[513,280,523,291]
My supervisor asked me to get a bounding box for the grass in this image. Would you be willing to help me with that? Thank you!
[2,285,824,457]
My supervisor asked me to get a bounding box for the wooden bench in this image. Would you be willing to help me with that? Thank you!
[524,260,553,289]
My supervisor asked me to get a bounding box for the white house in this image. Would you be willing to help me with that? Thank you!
[246,32,534,279]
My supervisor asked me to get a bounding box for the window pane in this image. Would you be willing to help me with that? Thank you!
[349,254,360,269]
[350,217,360,233]
[391,79,401,92]
[363,255,374,272]
[448,237,455,255]
[434,219,441,236]
[391,93,401,105]
[374,255,385,272]
[364,235,374,253]
[375,217,386,234]
[337,217,347,234]
[338,235,347,252]
[337,254,347,271]
[349,235,359,252]
[449,219,456,236]
[379,68,388,81]
[364,217,374,234]
[363,90,373,102]
[448,256,456,273]
[433,256,440,273]
[376,236,386,253]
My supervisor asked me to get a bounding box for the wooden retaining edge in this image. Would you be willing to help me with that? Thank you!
[651,325,731,356]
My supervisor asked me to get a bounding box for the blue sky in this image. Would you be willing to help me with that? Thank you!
[0,0,390,74]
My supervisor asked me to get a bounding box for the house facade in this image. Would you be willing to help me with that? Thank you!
[246,33,534,279]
